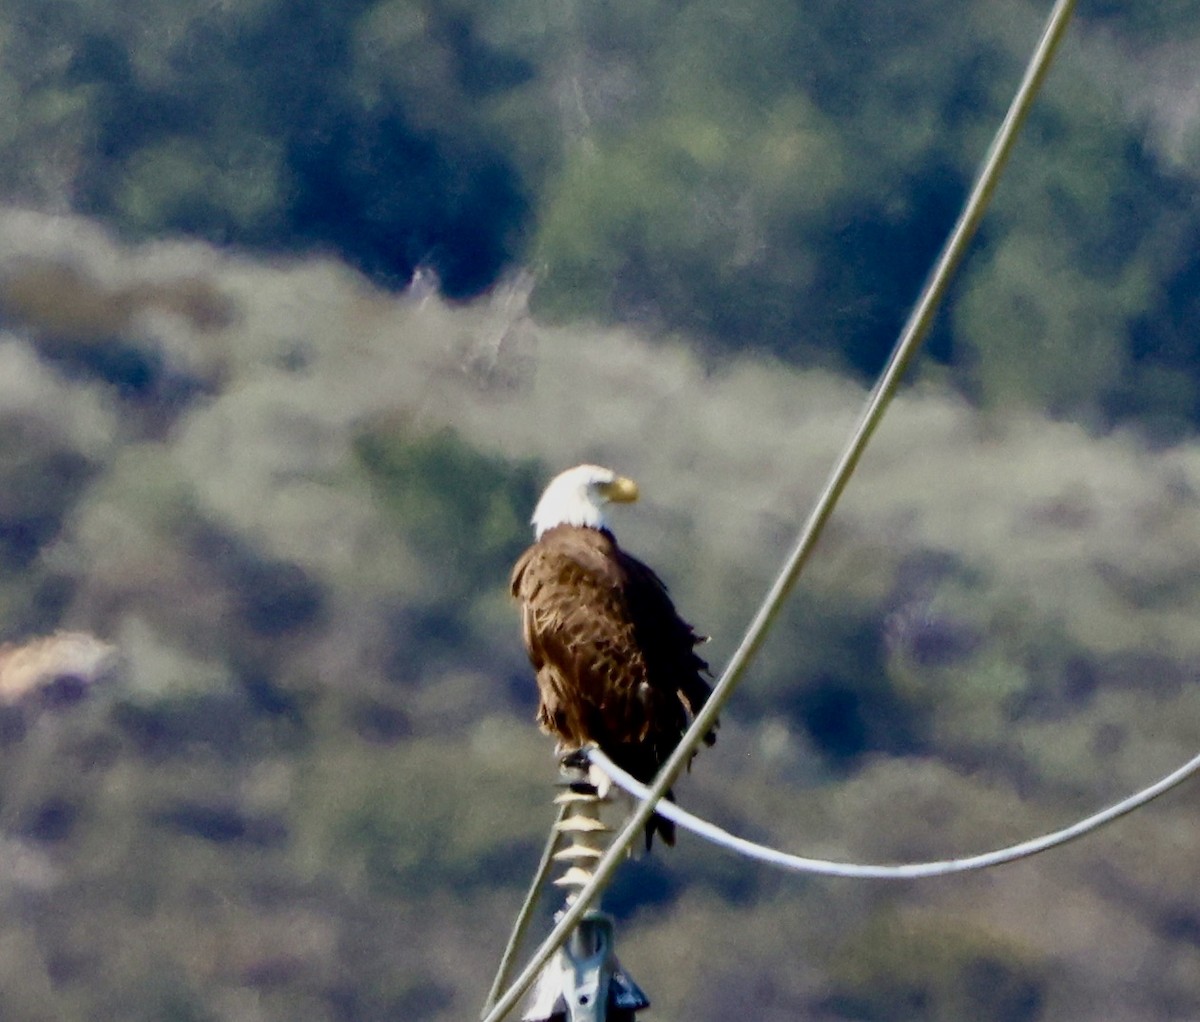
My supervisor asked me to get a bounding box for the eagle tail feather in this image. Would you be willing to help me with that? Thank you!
[643,787,676,850]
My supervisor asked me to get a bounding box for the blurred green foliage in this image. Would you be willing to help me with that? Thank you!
[0,0,1197,431]
[353,423,539,593]
[826,914,1044,1022]
[0,2,1198,1020]
[0,206,1198,1018]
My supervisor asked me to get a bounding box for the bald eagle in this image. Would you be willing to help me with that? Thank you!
[511,464,716,848]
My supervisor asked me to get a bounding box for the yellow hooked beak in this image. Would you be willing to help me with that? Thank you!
[600,475,639,503]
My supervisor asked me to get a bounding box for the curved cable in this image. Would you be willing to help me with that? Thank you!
[590,747,1200,879]
[480,3,1078,1019]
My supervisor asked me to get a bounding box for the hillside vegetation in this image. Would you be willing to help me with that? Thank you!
[1,2,1199,428]
[0,1,1198,1020]
[0,206,1196,1019]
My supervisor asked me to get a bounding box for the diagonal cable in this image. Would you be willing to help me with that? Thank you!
[480,802,568,1017]
[481,1,1077,1018]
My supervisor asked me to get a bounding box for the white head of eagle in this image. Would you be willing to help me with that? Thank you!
[531,463,640,537]
[512,463,716,850]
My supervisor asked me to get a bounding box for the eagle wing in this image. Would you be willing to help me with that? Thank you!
[511,529,648,750]
[617,549,716,751]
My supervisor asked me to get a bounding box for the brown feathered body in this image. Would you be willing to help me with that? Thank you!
[511,524,715,848]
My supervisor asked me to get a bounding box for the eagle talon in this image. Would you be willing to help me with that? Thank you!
[557,779,599,797]
[559,747,593,771]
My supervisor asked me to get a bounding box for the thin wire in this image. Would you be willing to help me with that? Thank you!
[590,747,1200,879]
[481,802,568,1017]
[481,3,1077,1019]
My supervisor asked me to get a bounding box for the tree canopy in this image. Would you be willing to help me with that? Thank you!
[2,0,1199,430]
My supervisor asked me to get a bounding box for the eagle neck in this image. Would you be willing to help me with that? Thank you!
[537,523,617,546]
[533,505,609,538]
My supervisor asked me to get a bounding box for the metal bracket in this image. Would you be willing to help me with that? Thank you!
[522,909,649,1022]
